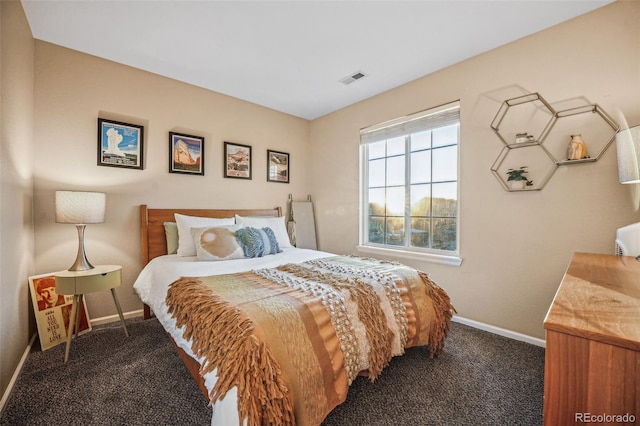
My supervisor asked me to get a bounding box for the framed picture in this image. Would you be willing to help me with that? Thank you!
[224,141,252,179]
[97,118,144,170]
[169,132,204,175]
[267,150,290,183]
[28,273,91,351]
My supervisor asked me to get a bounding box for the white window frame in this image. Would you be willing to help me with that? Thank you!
[358,101,462,266]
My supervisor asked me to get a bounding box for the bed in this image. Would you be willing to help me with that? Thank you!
[134,205,454,426]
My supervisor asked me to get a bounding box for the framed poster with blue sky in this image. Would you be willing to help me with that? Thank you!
[97,118,144,169]
[169,132,204,175]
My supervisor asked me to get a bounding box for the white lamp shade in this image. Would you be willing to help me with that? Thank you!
[55,191,106,224]
[616,126,640,184]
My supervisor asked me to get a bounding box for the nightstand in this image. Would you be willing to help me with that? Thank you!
[55,264,129,362]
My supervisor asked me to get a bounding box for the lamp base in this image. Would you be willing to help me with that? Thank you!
[68,224,95,271]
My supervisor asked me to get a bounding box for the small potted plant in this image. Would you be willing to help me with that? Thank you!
[506,166,533,190]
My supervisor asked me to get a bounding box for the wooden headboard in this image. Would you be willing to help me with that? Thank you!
[139,204,282,266]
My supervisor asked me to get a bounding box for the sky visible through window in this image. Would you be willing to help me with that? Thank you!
[366,123,458,251]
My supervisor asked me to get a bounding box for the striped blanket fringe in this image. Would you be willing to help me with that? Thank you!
[166,278,295,426]
[419,271,455,358]
[348,255,454,358]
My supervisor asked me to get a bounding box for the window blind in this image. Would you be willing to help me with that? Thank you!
[360,101,460,145]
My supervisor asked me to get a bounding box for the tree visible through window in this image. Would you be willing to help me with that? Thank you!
[361,102,459,255]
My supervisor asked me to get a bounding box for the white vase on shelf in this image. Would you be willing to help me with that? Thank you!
[509,180,526,190]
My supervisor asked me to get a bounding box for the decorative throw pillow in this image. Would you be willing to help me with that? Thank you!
[235,227,282,258]
[163,222,179,255]
[174,213,235,257]
[234,215,292,248]
[191,224,244,261]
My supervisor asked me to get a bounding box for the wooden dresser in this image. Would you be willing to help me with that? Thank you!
[543,252,640,425]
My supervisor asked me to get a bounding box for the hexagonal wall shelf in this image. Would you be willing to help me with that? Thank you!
[491,144,558,191]
[490,92,620,192]
[490,93,557,147]
[541,104,620,165]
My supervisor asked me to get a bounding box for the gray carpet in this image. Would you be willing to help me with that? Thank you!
[1,318,544,425]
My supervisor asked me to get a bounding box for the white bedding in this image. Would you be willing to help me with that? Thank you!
[132,247,334,426]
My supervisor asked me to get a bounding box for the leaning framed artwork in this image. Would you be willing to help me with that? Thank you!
[169,132,204,175]
[224,141,252,179]
[97,118,144,170]
[267,150,290,183]
[28,273,91,351]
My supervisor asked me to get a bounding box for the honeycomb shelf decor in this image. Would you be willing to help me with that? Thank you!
[491,145,557,191]
[543,104,620,166]
[490,93,557,147]
[490,92,620,192]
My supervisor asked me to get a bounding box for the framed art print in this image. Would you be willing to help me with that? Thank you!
[97,118,144,169]
[28,273,91,351]
[267,150,290,183]
[224,141,252,179]
[169,132,204,175]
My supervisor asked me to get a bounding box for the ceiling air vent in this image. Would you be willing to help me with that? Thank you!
[339,70,367,85]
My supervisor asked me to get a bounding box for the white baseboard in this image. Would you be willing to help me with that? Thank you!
[90,309,144,326]
[1,309,144,413]
[0,332,37,414]
[452,315,546,348]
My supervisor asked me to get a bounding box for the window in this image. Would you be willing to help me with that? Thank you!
[360,102,460,262]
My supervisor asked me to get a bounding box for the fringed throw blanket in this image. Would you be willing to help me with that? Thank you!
[166,256,454,426]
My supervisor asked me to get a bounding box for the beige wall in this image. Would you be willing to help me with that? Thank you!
[309,1,640,339]
[0,0,35,400]
[32,42,311,319]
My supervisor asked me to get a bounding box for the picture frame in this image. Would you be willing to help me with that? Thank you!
[97,118,144,170]
[224,141,252,179]
[169,132,204,175]
[267,150,290,183]
[28,273,91,351]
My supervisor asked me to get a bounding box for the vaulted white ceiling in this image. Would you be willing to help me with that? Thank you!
[21,0,613,120]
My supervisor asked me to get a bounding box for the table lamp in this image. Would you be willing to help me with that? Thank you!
[616,125,640,184]
[55,191,106,271]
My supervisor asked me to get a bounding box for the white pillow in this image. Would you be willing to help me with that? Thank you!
[175,213,235,256]
[234,215,292,248]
